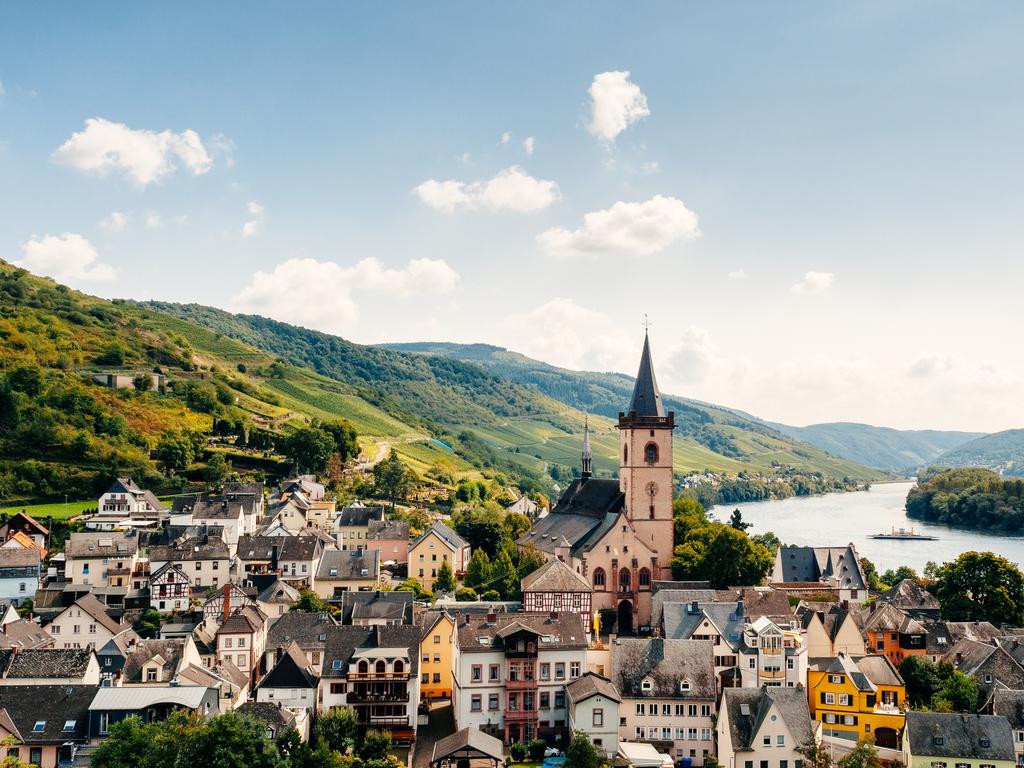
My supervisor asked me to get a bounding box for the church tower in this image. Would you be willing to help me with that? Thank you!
[618,332,675,577]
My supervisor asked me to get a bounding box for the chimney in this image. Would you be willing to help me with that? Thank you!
[870,602,877,614]
[550,611,559,620]
[222,583,232,623]
[486,612,497,624]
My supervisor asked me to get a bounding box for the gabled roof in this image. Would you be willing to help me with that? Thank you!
[1,511,50,537]
[722,686,813,752]
[627,332,666,418]
[105,477,143,496]
[335,506,386,527]
[367,519,410,541]
[905,712,1014,760]
[339,591,414,625]
[191,499,245,521]
[256,578,302,605]
[663,601,746,649]
[259,642,317,689]
[89,685,213,712]
[878,579,940,612]
[316,548,379,581]
[236,535,322,562]
[218,605,267,635]
[773,545,867,591]
[121,640,185,683]
[0,684,95,743]
[65,532,138,558]
[411,521,467,552]
[566,672,621,704]
[808,653,903,691]
[56,594,125,635]
[0,648,95,679]
[432,727,504,765]
[321,625,422,679]
[237,701,296,733]
[924,620,1004,655]
[267,612,336,647]
[457,613,587,652]
[0,619,53,650]
[610,637,716,699]
[864,603,927,635]
[521,557,592,593]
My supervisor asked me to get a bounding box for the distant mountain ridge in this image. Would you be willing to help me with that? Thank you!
[767,421,984,473]
[935,429,1024,477]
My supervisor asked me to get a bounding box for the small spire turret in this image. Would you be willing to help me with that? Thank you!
[581,414,593,480]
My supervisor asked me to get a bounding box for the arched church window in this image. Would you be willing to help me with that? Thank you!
[639,568,651,589]
[644,442,659,464]
[593,568,606,589]
[619,568,631,592]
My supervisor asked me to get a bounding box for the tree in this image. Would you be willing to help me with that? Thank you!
[434,560,456,594]
[132,373,153,392]
[837,740,882,768]
[157,429,196,473]
[673,523,773,589]
[373,449,411,505]
[203,453,230,486]
[313,708,357,753]
[455,587,478,602]
[396,577,429,600]
[91,717,161,768]
[564,731,605,768]
[133,607,161,639]
[504,512,531,541]
[319,420,359,464]
[177,712,284,768]
[528,739,547,762]
[284,427,336,475]
[729,509,751,531]
[357,731,392,762]
[933,669,979,713]
[935,551,1024,624]
[452,507,506,557]
[464,549,492,590]
[899,655,943,708]
[291,590,330,614]
[880,565,918,585]
[509,743,528,762]
[796,740,834,768]
[752,531,783,554]
[491,548,518,599]
[860,557,885,592]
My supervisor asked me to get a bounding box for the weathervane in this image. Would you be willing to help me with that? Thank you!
[642,313,651,333]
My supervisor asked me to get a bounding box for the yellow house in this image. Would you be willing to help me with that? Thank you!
[807,653,905,749]
[419,611,456,700]
[409,522,470,594]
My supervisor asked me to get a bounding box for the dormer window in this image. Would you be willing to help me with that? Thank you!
[641,678,653,692]
[980,739,990,748]
[934,737,944,746]
[679,680,690,692]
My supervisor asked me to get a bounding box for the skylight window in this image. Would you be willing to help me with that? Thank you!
[33,721,45,732]
[63,720,76,732]
[332,660,341,669]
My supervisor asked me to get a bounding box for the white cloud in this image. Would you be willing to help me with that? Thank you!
[231,257,460,336]
[790,271,835,294]
[664,326,716,385]
[208,133,236,168]
[241,200,265,238]
[51,118,214,186]
[144,211,163,229]
[640,160,660,174]
[414,166,559,214]
[587,71,650,143]
[537,195,699,258]
[14,233,115,284]
[907,355,953,378]
[500,131,512,145]
[523,136,535,155]
[99,211,129,232]
[728,268,747,280]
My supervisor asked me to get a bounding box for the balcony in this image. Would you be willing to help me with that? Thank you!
[349,691,410,704]
[356,715,410,727]
[108,568,131,576]
[505,709,538,722]
[760,669,785,680]
[347,672,411,681]
[507,676,538,690]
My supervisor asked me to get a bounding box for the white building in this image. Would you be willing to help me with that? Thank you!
[739,616,808,689]
[717,686,817,768]
[566,672,622,758]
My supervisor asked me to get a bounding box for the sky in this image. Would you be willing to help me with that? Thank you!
[1,2,1022,433]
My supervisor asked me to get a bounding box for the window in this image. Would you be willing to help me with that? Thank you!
[701,705,711,717]
[433,635,441,644]
[489,664,500,681]
[828,674,843,684]
[639,568,651,588]
[838,694,851,706]
[422,673,429,683]
[636,703,645,715]
[555,691,565,708]
[489,694,499,710]
[985,674,993,684]
[662,704,671,716]
[570,661,581,678]
[644,443,659,463]
[540,662,551,679]
[593,568,606,589]
[541,692,550,709]
[432,673,440,683]
[593,708,604,727]
[555,662,565,680]
[472,665,482,682]
[824,693,835,705]
[98,713,110,735]
[238,637,246,648]
[688,704,697,717]
[394,659,404,674]
[619,568,631,592]
[471,695,481,712]
[332,660,341,670]
[29,749,41,766]
[777,735,785,746]
[237,654,246,667]
[763,736,771,746]
[224,637,233,649]
[147,668,157,682]
[980,739,991,748]
[32,721,45,733]
[749,657,757,669]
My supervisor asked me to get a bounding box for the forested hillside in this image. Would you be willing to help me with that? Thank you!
[768,421,983,473]
[906,466,1024,531]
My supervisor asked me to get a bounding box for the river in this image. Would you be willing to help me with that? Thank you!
[715,481,1024,573]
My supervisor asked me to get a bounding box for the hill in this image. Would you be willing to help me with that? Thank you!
[379,341,882,485]
[766,421,984,473]
[935,429,1024,477]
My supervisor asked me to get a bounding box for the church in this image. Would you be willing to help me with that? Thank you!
[517,333,675,634]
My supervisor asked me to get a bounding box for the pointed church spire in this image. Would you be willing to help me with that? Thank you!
[581,414,592,480]
[629,330,665,417]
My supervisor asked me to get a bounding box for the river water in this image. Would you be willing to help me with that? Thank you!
[714,481,1024,573]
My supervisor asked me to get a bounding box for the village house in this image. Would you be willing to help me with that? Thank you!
[281,476,326,501]
[92,477,168,530]
[0,512,49,555]
[88,685,220,737]
[877,579,941,619]
[863,603,929,665]
[189,499,248,551]
[453,612,589,745]
[215,603,269,687]
[251,575,303,618]
[264,611,336,673]
[0,648,100,686]
[611,637,717,766]
[410,521,470,594]
[566,672,622,758]
[339,590,415,626]
[419,611,456,700]
[507,494,540,518]
[924,621,1004,663]
[45,594,133,650]
[0,618,54,650]
[806,652,905,749]
[223,481,266,527]
[517,336,677,633]
[149,534,231,591]
[903,712,1015,768]
[255,641,318,711]
[663,600,745,685]
[717,686,817,768]
[521,557,594,635]
[738,616,808,689]
[0,684,95,768]
[64,532,140,590]
[945,638,1024,709]
[771,545,868,603]
[176,660,250,711]
[235,534,326,589]
[366,519,410,565]
[314,548,381,599]
[795,604,867,658]
[149,562,192,613]
[990,689,1024,762]
[118,638,199,685]
[238,700,307,742]
[319,624,423,744]
[0,547,40,605]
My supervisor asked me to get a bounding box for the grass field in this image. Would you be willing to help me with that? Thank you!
[0,499,97,520]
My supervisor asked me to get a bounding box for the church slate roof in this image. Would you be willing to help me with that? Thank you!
[628,333,666,418]
[517,478,625,556]
[772,545,867,591]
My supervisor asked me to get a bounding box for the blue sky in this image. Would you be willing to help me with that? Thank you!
[1,2,1022,431]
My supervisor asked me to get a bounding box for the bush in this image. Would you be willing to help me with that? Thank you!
[455,587,478,602]
[482,589,501,600]
[528,739,548,762]
[509,743,528,762]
